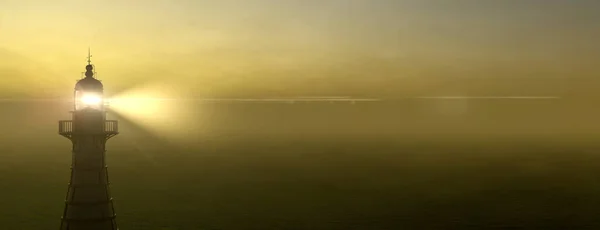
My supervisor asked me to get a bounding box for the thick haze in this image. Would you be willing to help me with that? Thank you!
[0,0,598,98]
[3,3,600,227]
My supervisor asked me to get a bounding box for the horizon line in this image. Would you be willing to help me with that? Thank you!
[0,96,562,102]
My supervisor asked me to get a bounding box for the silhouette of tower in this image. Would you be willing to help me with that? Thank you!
[58,50,119,230]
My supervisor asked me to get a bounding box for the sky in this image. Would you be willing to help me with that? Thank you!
[0,0,598,98]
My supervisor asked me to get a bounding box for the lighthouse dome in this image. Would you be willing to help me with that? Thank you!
[75,77,103,91]
[75,64,103,91]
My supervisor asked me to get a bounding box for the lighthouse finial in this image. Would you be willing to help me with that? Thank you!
[87,47,92,65]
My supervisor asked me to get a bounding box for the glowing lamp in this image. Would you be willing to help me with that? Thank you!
[74,64,104,110]
[80,93,102,106]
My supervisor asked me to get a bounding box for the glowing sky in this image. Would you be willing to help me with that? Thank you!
[0,0,598,98]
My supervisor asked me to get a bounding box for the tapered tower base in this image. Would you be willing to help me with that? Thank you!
[59,113,119,230]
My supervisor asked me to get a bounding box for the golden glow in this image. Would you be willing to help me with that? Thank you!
[108,81,204,144]
[80,94,102,106]
[0,1,598,99]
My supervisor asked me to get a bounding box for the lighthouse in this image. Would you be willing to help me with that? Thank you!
[58,50,119,230]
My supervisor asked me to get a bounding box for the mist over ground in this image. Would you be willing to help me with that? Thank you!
[2,99,600,229]
[1,0,600,229]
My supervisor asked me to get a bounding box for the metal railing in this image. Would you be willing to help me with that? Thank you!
[59,120,73,134]
[58,120,119,135]
[104,120,118,133]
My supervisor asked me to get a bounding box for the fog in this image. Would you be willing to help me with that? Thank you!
[3,100,600,229]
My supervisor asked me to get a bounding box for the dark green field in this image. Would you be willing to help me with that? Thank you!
[2,100,600,229]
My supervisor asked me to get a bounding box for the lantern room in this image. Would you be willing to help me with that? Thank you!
[74,63,104,111]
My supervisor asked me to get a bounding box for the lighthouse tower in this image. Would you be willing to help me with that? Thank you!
[58,51,119,230]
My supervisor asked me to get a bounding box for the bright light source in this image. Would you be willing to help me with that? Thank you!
[81,94,102,106]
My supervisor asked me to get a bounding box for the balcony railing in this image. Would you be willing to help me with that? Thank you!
[59,120,119,138]
[104,120,118,133]
[59,120,73,134]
